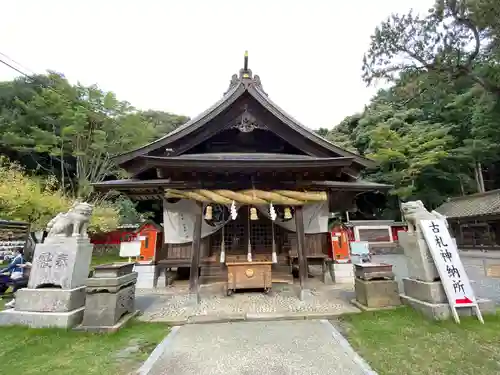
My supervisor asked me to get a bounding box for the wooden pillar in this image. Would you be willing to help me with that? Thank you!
[189,202,203,296]
[295,205,308,292]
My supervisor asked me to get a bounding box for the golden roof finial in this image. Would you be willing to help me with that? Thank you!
[243,50,249,72]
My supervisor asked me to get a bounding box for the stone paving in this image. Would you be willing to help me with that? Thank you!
[372,253,500,304]
[135,252,500,323]
[148,320,370,375]
[136,281,359,323]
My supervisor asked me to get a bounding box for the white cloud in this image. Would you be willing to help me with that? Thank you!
[0,0,433,129]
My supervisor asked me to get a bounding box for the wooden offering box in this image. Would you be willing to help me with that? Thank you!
[226,261,272,296]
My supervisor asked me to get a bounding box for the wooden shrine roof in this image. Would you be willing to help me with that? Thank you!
[92,178,392,201]
[139,153,354,171]
[113,54,375,170]
[435,189,500,219]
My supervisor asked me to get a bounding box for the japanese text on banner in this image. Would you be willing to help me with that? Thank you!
[420,220,476,306]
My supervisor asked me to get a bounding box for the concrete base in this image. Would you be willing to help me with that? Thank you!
[299,288,314,302]
[0,307,84,328]
[321,262,334,285]
[15,286,86,312]
[133,264,164,289]
[351,298,403,312]
[402,277,446,304]
[74,310,140,333]
[185,292,200,306]
[83,284,136,327]
[354,278,401,308]
[332,263,354,284]
[400,294,496,320]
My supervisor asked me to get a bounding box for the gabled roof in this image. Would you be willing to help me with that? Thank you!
[114,53,375,169]
[139,153,354,171]
[435,189,500,219]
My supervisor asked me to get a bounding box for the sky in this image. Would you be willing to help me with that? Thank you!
[0,0,433,129]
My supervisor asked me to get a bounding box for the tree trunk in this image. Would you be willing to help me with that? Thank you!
[60,145,65,192]
[475,162,485,193]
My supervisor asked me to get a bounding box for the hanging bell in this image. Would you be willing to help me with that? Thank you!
[284,207,292,220]
[250,207,258,221]
[205,205,213,220]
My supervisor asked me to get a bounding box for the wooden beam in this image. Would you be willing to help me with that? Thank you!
[294,205,308,292]
[189,201,203,298]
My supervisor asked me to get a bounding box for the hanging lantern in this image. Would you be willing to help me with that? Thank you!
[269,203,277,221]
[250,207,258,221]
[205,205,213,220]
[284,207,292,220]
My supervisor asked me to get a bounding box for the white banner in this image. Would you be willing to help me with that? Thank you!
[419,219,483,323]
[163,199,238,244]
[163,199,329,244]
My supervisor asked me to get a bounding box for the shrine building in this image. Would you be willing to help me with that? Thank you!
[93,52,391,300]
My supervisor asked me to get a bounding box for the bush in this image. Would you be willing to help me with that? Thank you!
[0,157,119,233]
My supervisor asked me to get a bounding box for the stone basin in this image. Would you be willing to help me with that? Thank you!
[354,262,394,280]
[92,262,135,278]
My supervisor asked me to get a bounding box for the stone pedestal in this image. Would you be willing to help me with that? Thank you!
[355,279,401,308]
[321,260,334,284]
[15,286,86,312]
[400,277,496,320]
[332,263,354,284]
[79,263,138,332]
[353,263,401,309]
[28,236,93,289]
[133,263,160,289]
[398,231,438,282]
[0,237,93,328]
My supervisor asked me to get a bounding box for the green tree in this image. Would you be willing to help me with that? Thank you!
[0,73,157,197]
[362,0,500,95]
[139,110,189,137]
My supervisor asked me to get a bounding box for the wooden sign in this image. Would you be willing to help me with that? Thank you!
[419,219,484,324]
[119,240,141,258]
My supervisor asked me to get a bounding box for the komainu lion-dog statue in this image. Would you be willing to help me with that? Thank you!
[46,202,94,238]
[400,200,448,233]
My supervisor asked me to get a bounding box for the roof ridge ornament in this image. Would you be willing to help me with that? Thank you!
[224,51,267,95]
[232,104,261,133]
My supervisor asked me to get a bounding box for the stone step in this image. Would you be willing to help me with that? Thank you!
[200,275,227,284]
[200,266,227,277]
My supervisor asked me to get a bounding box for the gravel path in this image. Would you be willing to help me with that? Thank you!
[149,320,370,375]
[136,283,359,322]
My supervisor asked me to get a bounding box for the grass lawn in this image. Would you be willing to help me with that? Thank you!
[337,307,500,375]
[0,253,163,374]
[0,320,169,375]
[90,252,125,266]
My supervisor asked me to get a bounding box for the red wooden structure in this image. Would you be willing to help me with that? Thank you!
[91,221,163,261]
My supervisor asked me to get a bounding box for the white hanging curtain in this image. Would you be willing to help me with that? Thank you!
[162,199,241,244]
